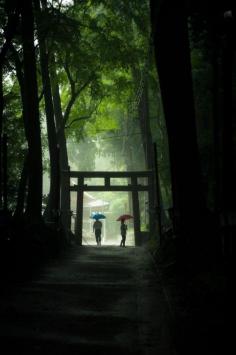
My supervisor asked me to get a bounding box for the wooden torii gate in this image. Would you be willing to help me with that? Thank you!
[63,170,155,246]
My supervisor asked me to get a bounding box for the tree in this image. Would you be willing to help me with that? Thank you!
[20,0,42,224]
[0,0,20,209]
[150,0,206,257]
[34,0,59,224]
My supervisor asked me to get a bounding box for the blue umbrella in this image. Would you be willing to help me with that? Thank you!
[90,212,106,220]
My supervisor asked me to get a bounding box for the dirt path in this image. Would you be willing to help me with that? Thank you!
[0,246,175,355]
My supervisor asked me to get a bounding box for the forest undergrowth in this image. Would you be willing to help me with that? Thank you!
[0,216,69,283]
[149,230,231,355]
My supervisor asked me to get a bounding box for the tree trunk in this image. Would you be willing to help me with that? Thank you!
[20,0,42,224]
[0,3,20,209]
[0,63,3,209]
[14,152,29,218]
[221,19,235,212]
[138,80,154,170]
[50,59,71,236]
[34,0,59,224]
[138,80,159,239]
[150,0,205,252]
[10,44,31,218]
[219,17,235,261]
[211,42,221,214]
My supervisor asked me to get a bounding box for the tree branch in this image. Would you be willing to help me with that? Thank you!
[63,58,75,96]
[65,95,104,130]
[65,115,90,129]
[62,73,95,128]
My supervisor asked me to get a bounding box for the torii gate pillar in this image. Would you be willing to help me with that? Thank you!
[131,176,141,245]
[75,177,84,245]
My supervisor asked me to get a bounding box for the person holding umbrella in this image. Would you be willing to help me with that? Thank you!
[91,213,106,246]
[116,214,133,248]
[93,218,102,246]
[119,219,128,247]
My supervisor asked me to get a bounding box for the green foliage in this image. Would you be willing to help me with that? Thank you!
[67,136,97,171]
[45,0,151,142]
[1,0,156,212]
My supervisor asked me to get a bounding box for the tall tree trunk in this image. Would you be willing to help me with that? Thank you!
[209,39,223,259]
[150,0,205,254]
[221,18,235,213]
[34,0,59,224]
[20,0,42,224]
[211,42,221,214]
[0,3,20,210]
[10,43,30,216]
[219,16,235,261]
[14,152,29,218]
[0,63,3,209]
[138,80,160,239]
[50,59,71,236]
[138,80,154,170]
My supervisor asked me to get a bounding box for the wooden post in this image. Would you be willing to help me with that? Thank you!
[131,176,140,246]
[61,167,71,238]
[75,177,84,246]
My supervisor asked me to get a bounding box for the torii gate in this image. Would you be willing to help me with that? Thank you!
[63,170,155,246]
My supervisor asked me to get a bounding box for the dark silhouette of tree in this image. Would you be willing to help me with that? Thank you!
[150,0,205,258]
[20,0,42,224]
[50,57,71,236]
[0,1,20,209]
[0,62,3,209]
[34,0,60,225]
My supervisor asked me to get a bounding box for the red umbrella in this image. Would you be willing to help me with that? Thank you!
[116,214,133,221]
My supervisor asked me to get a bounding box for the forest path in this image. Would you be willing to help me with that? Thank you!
[0,245,175,355]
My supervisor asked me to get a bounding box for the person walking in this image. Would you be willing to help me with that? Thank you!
[93,219,102,246]
[120,219,127,247]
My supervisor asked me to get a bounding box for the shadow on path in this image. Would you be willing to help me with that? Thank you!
[0,245,176,355]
